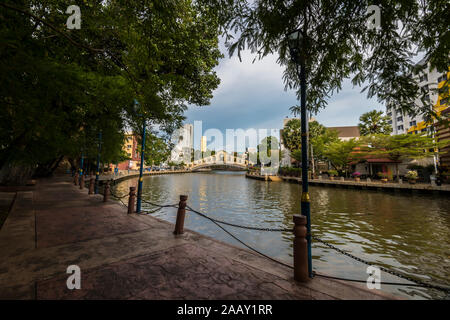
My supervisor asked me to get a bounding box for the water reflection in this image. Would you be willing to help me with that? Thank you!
[113,171,450,300]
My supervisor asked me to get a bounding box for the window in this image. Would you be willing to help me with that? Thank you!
[127,145,132,148]
[387,112,392,117]
[424,95,430,102]
[388,120,392,124]
[421,128,427,132]
[397,116,403,122]
[421,85,429,92]
[409,120,416,126]
[440,97,448,105]
[397,125,404,130]
[127,153,132,157]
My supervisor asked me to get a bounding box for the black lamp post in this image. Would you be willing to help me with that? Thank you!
[287,28,313,278]
[95,130,102,194]
[134,99,147,213]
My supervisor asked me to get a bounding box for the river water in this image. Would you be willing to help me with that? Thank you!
[113,171,450,300]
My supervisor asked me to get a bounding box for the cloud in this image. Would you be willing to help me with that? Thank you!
[185,39,385,149]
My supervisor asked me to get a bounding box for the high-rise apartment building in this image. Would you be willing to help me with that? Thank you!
[386,59,449,135]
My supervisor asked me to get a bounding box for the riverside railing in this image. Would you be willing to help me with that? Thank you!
[85,181,450,294]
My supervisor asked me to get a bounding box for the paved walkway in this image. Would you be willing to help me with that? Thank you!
[0,176,395,299]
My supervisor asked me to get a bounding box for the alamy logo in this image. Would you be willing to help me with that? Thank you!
[366,5,381,31]
[66,5,81,30]
[66,265,81,289]
[366,266,381,289]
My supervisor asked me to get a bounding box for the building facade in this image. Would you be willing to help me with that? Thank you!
[327,126,360,141]
[117,133,141,171]
[170,124,194,164]
[200,136,207,153]
[386,59,449,135]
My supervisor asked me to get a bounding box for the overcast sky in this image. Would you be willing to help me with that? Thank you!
[184,40,385,151]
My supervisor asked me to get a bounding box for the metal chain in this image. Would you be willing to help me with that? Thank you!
[312,235,450,293]
[141,199,179,209]
[110,189,129,199]
[186,206,295,269]
[105,191,450,293]
[186,206,293,232]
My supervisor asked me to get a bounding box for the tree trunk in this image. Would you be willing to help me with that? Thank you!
[0,162,35,186]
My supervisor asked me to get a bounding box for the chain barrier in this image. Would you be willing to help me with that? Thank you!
[185,205,450,293]
[109,189,130,208]
[311,235,450,293]
[186,206,292,232]
[185,206,294,269]
[106,186,450,293]
[141,199,179,209]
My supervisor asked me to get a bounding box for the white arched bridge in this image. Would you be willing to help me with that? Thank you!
[187,150,248,171]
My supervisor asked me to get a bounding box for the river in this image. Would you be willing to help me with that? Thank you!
[113,171,450,300]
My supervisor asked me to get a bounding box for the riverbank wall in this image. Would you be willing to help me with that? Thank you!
[246,173,450,194]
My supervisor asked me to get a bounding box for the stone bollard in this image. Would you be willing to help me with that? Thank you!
[103,181,110,202]
[128,187,136,214]
[293,214,309,282]
[79,174,85,190]
[88,177,95,194]
[366,177,371,183]
[74,172,79,186]
[174,195,188,235]
[340,177,345,181]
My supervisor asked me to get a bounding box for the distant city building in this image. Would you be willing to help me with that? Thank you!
[170,123,194,164]
[326,126,360,141]
[117,133,141,170]
[386,59,449,135]
[200,136,207,153]
[245,147,257,165]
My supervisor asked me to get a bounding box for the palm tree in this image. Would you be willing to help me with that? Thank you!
[358,110,392,136]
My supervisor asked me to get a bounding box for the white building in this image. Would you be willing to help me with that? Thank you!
[387,58,448,135]
[170,123,193,164]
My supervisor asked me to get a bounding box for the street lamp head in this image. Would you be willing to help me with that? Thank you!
[133,99,140,114]
[286,28,303,64]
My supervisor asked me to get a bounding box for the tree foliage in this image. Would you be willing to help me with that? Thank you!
[281,118,339,164]
[217,0,449,118]
[0,0,222,184]
[358,110,392,136]
[322,139,361,171]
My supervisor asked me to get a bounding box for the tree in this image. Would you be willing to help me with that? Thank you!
[0,1,223,184]
[136,131,171,167]
[257,136,280,166]
[219,0,448,119]
[322,139,361,173]
[281,119,302,152]
[359,133,448,180]
[358,110,392,136]
[281,118,339,170]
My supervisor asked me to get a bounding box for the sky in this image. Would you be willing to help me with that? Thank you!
[184,40,386,151]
